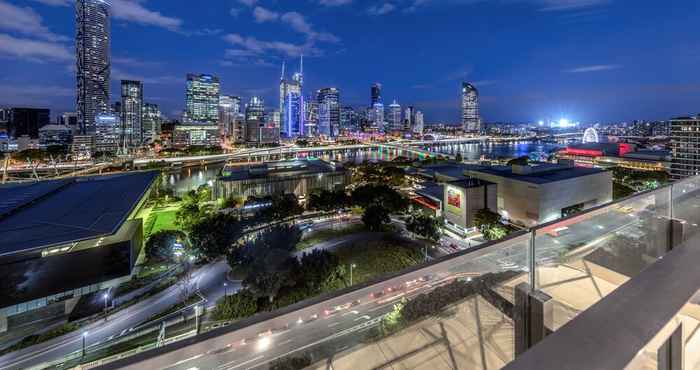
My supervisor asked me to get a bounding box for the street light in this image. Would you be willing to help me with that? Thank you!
[102,293,109,316]
[350,263,357,286]
[223,282,228,296]
[81,332,88,357]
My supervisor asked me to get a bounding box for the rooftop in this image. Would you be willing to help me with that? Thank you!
[470,163,607,185]
[220,159,343,181]
[0,171,158,257]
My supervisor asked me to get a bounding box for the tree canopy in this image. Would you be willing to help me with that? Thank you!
[188,213,242,261]
[473,208,509,241]
[406,214,442,242]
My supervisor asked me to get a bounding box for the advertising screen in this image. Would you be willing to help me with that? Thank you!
[446,185,465,216]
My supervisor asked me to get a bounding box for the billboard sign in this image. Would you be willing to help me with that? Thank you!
[445,185,465,217]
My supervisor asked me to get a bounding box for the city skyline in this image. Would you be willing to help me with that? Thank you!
[1,0,700,123]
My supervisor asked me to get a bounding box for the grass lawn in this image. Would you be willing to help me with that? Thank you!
[151,209,178,234]
[334,236,423,286]
[296,223,367,251]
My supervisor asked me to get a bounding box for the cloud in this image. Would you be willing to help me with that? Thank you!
[230,8,241,17]
[0,33,72,62]
[30,0,70,6]
[112,56,161,67]
[566,64,621,73]
[280,12,340,43]
[319,0,352,6]
[537,0,609,11]
[111,0,183,31]
[238,0,258,7]
[0,1,69,42]
[222,33,311,57]
[252,6,280,22]
[368,3,396,15]
[111,68,181,84]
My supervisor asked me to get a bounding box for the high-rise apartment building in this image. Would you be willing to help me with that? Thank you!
[121,80,143,146]
[461,82,480,132]
[404,106,415,132]
[371,83,382,106]
[387,100,402,132]
[372,102,385,132]
[5,108,50,139]
[186,74,220,124]
[304,97,318,137]
[340,106,359,132]
[317,88,340,137]
[670,115,700,180]
[76,0,111,134]
[142,103,161,143]
[414,111,424,136]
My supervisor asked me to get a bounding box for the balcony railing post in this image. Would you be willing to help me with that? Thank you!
[514,282,552,357]
[528,230,536,289]
[657,323,683,370]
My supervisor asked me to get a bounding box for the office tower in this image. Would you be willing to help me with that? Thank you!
[404,106,415,132]
[76,0,111,134]
[5,108,50,139]
[280,58,305,138]
[670,115,700,180]
[304,97,318,137]
[372,102,385,132]
[387,100,402,132]
[271,111,281,129]
[60,112,78,127]
[371,83,382,106]
[317,88,340,137]
[245,96,265,122]
[414,111,424,135]
[232,113,246,144]
[142,103,162,143]
[461,82,480,132]
[219,95,239,137]
[340,106,359,132]
[95,112,120,153]
[186,74,220,123]
[121,80,143,146]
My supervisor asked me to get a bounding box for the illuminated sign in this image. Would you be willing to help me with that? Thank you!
[445,185,465,216]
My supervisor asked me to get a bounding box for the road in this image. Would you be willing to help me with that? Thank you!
[106,200,676,370]
[0,261,234,370]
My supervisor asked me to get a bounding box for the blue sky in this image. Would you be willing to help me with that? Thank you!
[1,0,699,123]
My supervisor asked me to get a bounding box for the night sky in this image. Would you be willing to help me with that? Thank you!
[1,0,699,124]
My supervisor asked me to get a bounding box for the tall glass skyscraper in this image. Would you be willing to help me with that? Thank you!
[279,59,304,138]
[76,0,111,134]
[121,80,143,146]
[245,96,265,122]
[371,83,382,106]
[387,100,402,132]
[461,82,480,132]
[219,95,240,137]
[317,88,340,137]
[186,74,220,123]
[142,103,162,143]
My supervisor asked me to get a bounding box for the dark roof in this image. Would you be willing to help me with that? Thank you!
[220,159,342,181]
[0,171,158,256]
[415,182,444,202]
[471,164,607,185]
[447,178,494,189]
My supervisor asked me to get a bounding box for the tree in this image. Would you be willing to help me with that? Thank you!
[220,195,243,210]
[362,204,391,231]
[474,208,508,241]
[406,214,442,242]
[455,152,463,163]
[507,156,529,166]
[297,250,341,291]
[145,230,188,262]
[307,189,349,212]
[351,184,408,213]
[175,186,214,231]
[188,213,242,261]
[260,193,303,221]
[211,289,258,321]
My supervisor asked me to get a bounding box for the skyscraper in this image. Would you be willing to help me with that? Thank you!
[670,115,700,180]
[317,88,340,137]
[186,74,220,123]
[121,80,143,146]
[372,102,385,132]
[76,0,111,134]
[245,96,265,122]
[414,111,424,136]
[280,58,304,138]
[340,106,359,132]
[219,95,240,137]
[387,100,402,132]
[371,83,382,106]
[142,103,161,143]
[461,82,480,132]
[404,106,415,132]
[304,96,318,137]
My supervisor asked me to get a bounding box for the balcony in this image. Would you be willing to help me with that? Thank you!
[89,175,700,370]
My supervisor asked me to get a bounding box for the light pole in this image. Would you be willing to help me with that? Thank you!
[223,282,228,297]
[81,332,88,357]
[350,263,356,286]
